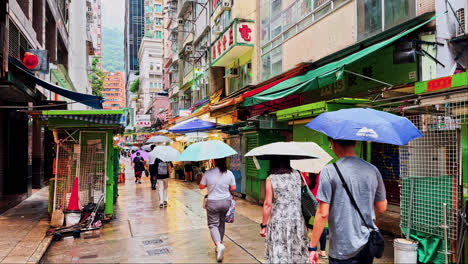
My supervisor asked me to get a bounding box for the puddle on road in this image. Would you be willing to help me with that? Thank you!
[146,248,170,256]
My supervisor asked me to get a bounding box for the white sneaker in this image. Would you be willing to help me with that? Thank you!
[216,244,225,262]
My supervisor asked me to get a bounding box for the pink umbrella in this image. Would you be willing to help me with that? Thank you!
[131,150,148,161]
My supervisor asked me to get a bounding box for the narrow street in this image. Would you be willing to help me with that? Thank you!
[42,157,265,263]
[42,157,395,263]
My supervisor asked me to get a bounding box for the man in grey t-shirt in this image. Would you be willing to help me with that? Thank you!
[309,138,387,264]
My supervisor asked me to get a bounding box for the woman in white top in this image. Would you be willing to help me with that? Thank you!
[200,158,236,262]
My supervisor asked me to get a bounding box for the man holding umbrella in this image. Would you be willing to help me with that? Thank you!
[306,108,423,264]
[308,138,387,264]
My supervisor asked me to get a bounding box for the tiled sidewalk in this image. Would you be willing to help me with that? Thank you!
[0,187,52,264]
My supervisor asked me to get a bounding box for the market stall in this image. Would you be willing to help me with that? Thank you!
[42,110,125,221]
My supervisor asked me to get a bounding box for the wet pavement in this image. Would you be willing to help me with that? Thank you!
[42,157,395,263]
[0,187,52,263]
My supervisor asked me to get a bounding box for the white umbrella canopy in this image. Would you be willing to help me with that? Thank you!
[141,144,153,151]
[245,142,321,160]
[148,146,181,162]
[130,146,140,151]
[245,142,332,172]
[147,135,171,144]
[290,144,333,173]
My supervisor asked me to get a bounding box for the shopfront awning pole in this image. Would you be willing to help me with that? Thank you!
[344,70,393,87]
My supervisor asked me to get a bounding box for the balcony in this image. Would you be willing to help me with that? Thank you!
[178,0,194,18]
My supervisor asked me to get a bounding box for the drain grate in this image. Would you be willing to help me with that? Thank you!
[80,254,98,259]
[146,248,170,256]
[142,239,163,245]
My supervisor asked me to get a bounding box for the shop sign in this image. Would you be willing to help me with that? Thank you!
[415,72,467,94]
[135,115,151,127]
[179,109,192,117]
[211,20,255,66]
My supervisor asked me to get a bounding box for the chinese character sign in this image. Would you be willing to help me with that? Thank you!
[135,115,151,128]
[211,20,255,62]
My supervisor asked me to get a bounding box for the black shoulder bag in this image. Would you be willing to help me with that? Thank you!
[333,163,385,259]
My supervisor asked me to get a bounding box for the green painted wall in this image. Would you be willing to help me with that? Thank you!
[106,130,114,216]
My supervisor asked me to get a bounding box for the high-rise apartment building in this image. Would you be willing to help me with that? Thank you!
[124,0,145,75]
[90,0,103,70]
[102,72,126,109]
[134,0,166,116]
[124,0,145,128]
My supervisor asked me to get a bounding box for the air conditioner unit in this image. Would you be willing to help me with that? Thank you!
[185,45,193,53]
[456,7,468,37]
[225,67,239,78]
[222,0,232,9]
[214,25,223,35]
[178,19,184,25]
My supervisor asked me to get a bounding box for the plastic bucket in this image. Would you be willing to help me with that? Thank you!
[64,210,81,226]
[394,238,418,264]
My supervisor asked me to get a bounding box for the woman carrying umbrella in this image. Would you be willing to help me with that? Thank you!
[199,158,236,262]
[245,142,329,264]
[260,156,309,263]
[179,140,237,262]
[132,152,145,184]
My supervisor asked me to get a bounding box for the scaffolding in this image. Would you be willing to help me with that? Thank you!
[400,91,467,260]
[53,130,107,212]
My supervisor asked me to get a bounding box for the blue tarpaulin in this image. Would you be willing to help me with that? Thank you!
[9,57,103,109]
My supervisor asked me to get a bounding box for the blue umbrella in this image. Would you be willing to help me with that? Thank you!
[178,140,237,161]
[169,119,219,133]
[306,108,423,145]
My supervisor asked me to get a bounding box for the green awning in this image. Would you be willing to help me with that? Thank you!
[242,13,440,107]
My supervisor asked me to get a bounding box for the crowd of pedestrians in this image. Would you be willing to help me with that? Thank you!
[127,137,387,264]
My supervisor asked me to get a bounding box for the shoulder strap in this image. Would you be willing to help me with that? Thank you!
[333,163,371,229]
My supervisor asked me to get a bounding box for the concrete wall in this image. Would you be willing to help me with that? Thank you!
[435,0,468,77]
[282,0,356,72]
[68,0,89,109]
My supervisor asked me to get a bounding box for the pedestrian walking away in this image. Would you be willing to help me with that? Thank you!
[155,158,172,208]
[184,161,193,182]
[199,158,236,262]
[133,152,145,184]
[148,145,158,189]
[309,138,387,264]
[260,156,309,264]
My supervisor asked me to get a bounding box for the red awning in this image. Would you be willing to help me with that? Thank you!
[242,71,301,98]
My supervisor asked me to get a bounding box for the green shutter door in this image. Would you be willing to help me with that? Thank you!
[245,133,260,201]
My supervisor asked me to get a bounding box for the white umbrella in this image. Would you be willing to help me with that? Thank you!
[245,142,320,160]
[130,146,139,151]
[290,144,333,173]
[141,144,153,151]
[157,129,168,133]
[147,135,171,143]
[148,146,181,163]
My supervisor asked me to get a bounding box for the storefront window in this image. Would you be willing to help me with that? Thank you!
[357,0,415,41]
